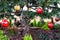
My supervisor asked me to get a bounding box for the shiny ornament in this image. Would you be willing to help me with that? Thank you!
[57,3,60,8]
[1,19,9,28]
[14,5,20,11]
[48,8,53,13]
[48,22,54,29]
[36,7,43,14]
[30,7,36,12]
[28,3,32,7]
[55,17,60,22]
[23,5,28,11]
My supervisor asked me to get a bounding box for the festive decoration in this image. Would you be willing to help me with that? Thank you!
[48,8,53,13]
[14,5,20,11]
[1,19,9,28]
[53,17,60,25]
[55,17,60,22]
[42,22,50,30]
[36,7,43,14]
[57,3,60,8]
[24,34,33,40]
[0,0,60,40]
[29,7,36,12]
[48,22,54,29]
[43,18,51,22]
[29,16,41,27]
[28,3,32,7]
[23,5,28,11]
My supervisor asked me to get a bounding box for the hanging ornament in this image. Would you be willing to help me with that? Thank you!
[55,17,60,22]
[14,5,20,11]
[43,18,51,22]
[32,7,36,10]
[23,5,28,11]
[57,3,60,8]
[1,19,9,28]
[48,8,53,13]
[36,7,43,14]
[48,22,54,29]
[30,7,36,12]
[49,4,56,7]
[28,3,32,7]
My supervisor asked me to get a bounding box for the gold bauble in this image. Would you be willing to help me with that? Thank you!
[14,5,20,11]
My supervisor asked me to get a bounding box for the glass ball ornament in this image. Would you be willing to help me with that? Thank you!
[36,7,43,14]
[1,19,9,28]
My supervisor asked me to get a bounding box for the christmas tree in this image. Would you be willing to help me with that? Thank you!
[0,0,60,40]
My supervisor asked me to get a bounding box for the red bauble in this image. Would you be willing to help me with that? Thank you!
[55,18,60,22]
[48,22,54,29]
[1,19,9,28]
[36,7,43,14]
